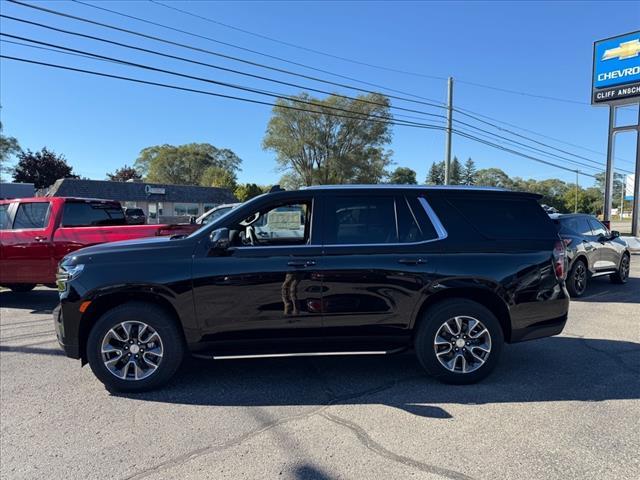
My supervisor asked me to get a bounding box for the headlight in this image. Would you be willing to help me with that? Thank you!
[56,264,84,292]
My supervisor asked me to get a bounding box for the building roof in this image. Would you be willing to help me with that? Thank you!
[46,178,236,204]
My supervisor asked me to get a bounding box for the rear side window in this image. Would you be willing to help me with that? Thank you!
[0,204,10,230]
[13,202,50,229]
[126,208,144,216]
[324,195,439,245]
[325,196,397,245]
[447,196,556,239]
[559,216,593,236]
[62,202,126,227]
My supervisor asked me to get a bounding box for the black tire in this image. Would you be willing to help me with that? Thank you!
[4,284,36,292]
[87,302,185,393]
[610,253,630,284]
[414,299,504,385]
[566,259,588,297]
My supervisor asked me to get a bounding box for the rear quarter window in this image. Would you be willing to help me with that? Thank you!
[62,202,126,227]
[447,195,556,240]
[0,204,11,230]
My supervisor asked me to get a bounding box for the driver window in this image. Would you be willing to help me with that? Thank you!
[234,201,310,247]
[588,218,608,237]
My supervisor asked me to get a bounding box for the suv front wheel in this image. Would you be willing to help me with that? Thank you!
[414,299,504,384]
[87,302,185,392]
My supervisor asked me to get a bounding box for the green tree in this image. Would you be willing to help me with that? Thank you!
[388,166,417,184]
[475,168,512,188]
[106,164,142,182]
[426,161,444,185]
[0,118,20,181]
[461,158,477,185]
[12,148,78,189]
[263,92,393,186]
[200,166,238,190]
[235,183,266,202]
[135,143,242,185]
[449,157,462,185]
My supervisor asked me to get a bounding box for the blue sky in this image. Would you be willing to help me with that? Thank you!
[1,0,638,187]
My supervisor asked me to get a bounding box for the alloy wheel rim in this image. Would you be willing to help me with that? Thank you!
[433,316,492,374]
[101,321,164,381]
[574,263,586,293]
[621,256,629,280]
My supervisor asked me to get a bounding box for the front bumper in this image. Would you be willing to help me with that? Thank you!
[53,303,81,359]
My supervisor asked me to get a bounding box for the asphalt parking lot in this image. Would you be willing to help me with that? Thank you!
[1,263,639,480]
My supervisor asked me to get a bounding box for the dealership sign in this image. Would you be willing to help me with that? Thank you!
[592,31,640,104]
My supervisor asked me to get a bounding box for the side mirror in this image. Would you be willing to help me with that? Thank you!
[209,227,230,255]
[610,230,620,239]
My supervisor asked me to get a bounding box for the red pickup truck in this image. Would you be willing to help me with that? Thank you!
[0,197,197,291]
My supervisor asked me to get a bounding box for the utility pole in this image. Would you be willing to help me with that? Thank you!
[444,77,453,185]
[575,170,579,213]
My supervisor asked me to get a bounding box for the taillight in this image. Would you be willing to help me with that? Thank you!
[553,240,567,280]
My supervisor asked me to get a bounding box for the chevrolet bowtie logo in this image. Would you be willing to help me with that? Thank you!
[602,39,640,61]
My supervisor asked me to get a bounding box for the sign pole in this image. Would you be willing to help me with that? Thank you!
[444,77,453,185]
[603,105,616,225]
[632,105,640,237]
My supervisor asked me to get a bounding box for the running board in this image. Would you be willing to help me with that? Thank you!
[192,348,407,361]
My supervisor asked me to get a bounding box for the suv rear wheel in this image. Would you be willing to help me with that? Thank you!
[87,302,185,392]
[566,259,588,297]
[414,299,503,384]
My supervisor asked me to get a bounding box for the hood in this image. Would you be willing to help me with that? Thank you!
[64,236,177,264]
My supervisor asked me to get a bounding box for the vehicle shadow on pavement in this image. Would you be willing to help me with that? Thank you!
[118,336,640,419]
[0,289,59,314]
[573,276,640,303]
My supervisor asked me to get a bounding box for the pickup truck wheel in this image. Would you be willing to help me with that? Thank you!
[610,253,630,284]
[87,302,185,393]
[4,284,36,292]
[414,299,503,385]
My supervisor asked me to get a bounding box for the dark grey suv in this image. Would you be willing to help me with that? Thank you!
[551,213,630,297]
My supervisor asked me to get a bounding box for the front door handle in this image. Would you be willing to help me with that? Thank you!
[34,236,47,242]
[398,258,426,265]
[287,260,316,268]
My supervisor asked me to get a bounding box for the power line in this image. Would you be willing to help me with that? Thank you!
[453,109,635,173]
[0,54,444,131]
[148,0,589,106]
[0,54,597,179]
[3,28,619,176]
[148,0,448,82]
[454,104,636,166]
[0,32,450,130]
[64,0,447,107]
[0,14,449,123]
[8,0,612,171]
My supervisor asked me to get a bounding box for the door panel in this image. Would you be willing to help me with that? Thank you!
[319,249,437,338]
[192,246,324,342]
[0,201,53,284]
[588,218,615,270]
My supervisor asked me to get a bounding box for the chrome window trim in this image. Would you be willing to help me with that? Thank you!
[418,197,448,241]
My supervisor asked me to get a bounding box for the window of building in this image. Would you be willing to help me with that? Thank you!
[61,201,126,227]
[13,202,50,229]
[174,203,199,216]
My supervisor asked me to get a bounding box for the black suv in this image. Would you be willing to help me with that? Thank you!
[55,186,569,392]
[551,213,630,297]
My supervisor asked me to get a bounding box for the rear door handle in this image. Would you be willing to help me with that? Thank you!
[287,260,316,268]
[398,258,426,265]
